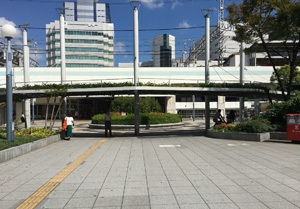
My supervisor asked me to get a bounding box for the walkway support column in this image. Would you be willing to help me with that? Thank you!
[239,42,245,122]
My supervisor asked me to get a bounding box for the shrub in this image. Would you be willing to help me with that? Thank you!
[141,113,182,125]
[212,118,274,133]
[213,123,236,132]
[110,97,162,113]
[0,128,58,151]
[233,118,273,133]
[265,96,300,131]
[91,113,182,125]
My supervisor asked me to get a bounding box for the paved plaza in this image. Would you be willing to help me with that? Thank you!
[0,130,300,209]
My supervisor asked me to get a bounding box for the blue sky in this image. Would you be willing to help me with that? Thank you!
[0,0,241,66]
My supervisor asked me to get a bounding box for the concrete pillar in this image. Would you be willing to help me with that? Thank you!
[166,95,176,114]
[217,96,226,119]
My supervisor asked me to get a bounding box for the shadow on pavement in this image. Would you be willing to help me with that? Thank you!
[73,128,207,138]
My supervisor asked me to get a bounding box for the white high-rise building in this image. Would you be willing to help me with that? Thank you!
[46,0,114,67]
[152,34,175,67]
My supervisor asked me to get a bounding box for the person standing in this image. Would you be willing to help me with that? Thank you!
[105,111,112,137]
[65,112,74,140]
[21,112,25,123]
[227,110,236,123]
[21,112,27,128]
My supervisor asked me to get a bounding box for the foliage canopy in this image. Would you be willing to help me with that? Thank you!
[227,0,300,100]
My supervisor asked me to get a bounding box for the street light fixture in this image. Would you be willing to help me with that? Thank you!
[1,24,17,141]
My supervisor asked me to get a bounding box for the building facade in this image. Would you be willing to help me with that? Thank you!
[64,0,112,23]
[46,0,114,67]
[152,34,175,67]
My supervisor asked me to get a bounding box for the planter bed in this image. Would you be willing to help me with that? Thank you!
[207,130,270,142]
[88,122,184,130]
[0,134,60,163]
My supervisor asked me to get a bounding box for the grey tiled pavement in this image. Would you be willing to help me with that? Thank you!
[1,121,300,208]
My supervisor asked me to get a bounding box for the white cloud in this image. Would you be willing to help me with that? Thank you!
[114,42,126,54]
[178,20,192,28]
[0,17,21,39]
[139,0,183,9]
[1,17,42,64]
[0,17,16,26]
[140,0,164,9]
[171,0,182,9]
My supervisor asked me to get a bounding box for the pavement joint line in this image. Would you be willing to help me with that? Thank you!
[15,138,107,209]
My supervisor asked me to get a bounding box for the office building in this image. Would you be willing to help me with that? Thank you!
[152,34,175,67]
[46,0,114,67]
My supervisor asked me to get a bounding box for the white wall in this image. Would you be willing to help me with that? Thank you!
[0,66,275,88]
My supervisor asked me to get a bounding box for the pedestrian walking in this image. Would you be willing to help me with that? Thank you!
[64,112,74,140]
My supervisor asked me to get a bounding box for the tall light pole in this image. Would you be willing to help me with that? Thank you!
[2,24,17,141]
[131,0,140,135]
[20,23,30,129]
[57,8,67,117]
[204,13,211,130]
[59,13,66,85]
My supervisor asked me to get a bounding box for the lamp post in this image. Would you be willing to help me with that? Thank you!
[20,23,30,129]
[131,0,140,135]
[204,13,210,130]
[2,24,17,141]
[56,7,67,117]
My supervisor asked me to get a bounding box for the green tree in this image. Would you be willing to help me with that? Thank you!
[270,65,300,91]
[140,97,162,113]
[227,0,300,100]
[110,97,162,113]
[265,95,300,131]
[44,87,67,130]
[110,97,134,113]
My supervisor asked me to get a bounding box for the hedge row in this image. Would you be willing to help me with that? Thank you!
[91,113,182,125]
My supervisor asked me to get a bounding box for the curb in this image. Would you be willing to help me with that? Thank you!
[207,130,288,142]
[207,130,270,142]
[88,122,185,130]
[0,135,60,163]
